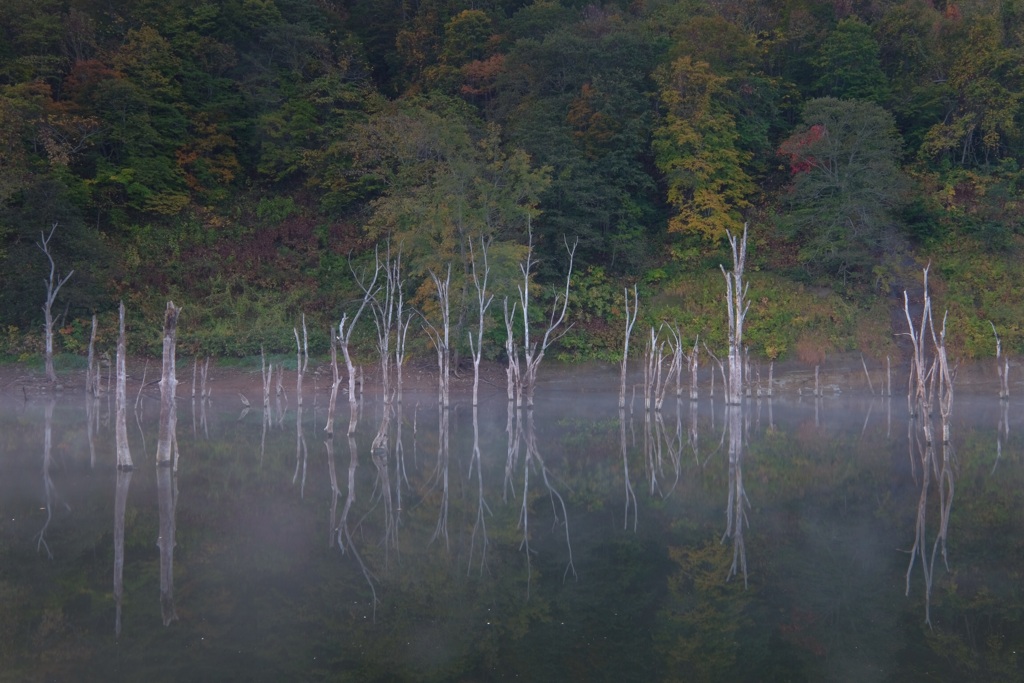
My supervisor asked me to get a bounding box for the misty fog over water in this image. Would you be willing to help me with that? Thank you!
[1,377,1020,681]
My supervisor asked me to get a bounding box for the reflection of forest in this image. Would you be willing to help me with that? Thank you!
[0,390,1021,681]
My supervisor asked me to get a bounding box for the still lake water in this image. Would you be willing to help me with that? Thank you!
[1,375,1021,682]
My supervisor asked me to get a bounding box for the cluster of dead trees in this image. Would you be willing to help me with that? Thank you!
[35,222,1014,411]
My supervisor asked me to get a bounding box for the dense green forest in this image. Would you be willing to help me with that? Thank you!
[1,0,1022,364]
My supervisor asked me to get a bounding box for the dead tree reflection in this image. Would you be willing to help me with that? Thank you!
[467,406,491,576]
[520,410,577,583]
[35,400,65,559]
[335,404,381,620]
[371,402,399,555]
[902,265,957,626]
[156,456,178,625]
[620,408,637,532]
[113,468,132,636]
[293,399,308,496]
[904,411,956,627]
[722,405,749,588]
[326,437,340,550]
[153,302,181,625]
[993,399,1008,475]
[429,405,450,549]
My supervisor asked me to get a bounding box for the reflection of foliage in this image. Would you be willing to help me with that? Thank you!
[658,540,762,681]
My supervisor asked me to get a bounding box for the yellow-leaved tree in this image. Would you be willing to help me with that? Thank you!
[653,56,755,243]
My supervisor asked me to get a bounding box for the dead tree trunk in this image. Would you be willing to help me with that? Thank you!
[87,314,98,396]
[341,255,380,413]
[37,223,74,384]
[325,333,341,436]
[367,244,402,404]
[294,315,309,408]
[155,302,180,468]
[720,224,749,405]
[503,298,520,403]
[115,302,132,470]
[689,337,700,401]
[903,265,932,417]
[990,322,1010,400]
[517,233,578,407]
[427,265,452,408]
[394,270,413,403]
[620,285,639,409]
[468,237,494,408]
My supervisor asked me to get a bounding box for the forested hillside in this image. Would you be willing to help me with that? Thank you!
[2,0,1022,363]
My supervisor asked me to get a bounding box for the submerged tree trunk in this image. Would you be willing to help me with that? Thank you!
[429,265,452,408]
[518,234,577,407]
[87,314,99,396]
[325,333,341,436]
[38,223,74,384]
[113,468,132,636]
[721,224,749,405]
[115,302,132,470]
[468,237,493,408]
[620,285,639,410]
[503,298,520,404]
[155,302,180,467]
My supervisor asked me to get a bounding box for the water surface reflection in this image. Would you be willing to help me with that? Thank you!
[0,383,1021,681]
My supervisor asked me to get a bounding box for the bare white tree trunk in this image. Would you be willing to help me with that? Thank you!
[904,265,932,417]
[427,265,452,408]
[503,298,520,404]
[325,333,341,436]
[689,337,700,401]
[367,244,402,404]
[294,314,309,408]
[518,233,578,407]
[37,223,74,384]
[261,347,272,412]
[115,302,132,469]
[87,314,98,396]
[620,285,639,409]
[340,257,380,414]
[200,357,211,399]
[720,224,749,405]
[155,302,180,467]
[931,311,953,443]
[667,325,684,400]
[468,238,494,408]
[394,269,413,404]
[990,321,1010,400]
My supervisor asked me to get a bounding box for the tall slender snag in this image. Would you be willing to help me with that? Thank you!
[468,238,494,408]
[427,265,452,408]
[38,223,74,384]
[517,233,578,407]
[990,322,1009,400]
[324,333,341,436]
[720,224,749,405]
[904,265,933,417]
[294,315,309,408]
[115,302,132,469]
[503,298,520,403]
[87,314,99,396]
[341,256,380,413]
[620,285,639,409]
[155,302,180,468]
